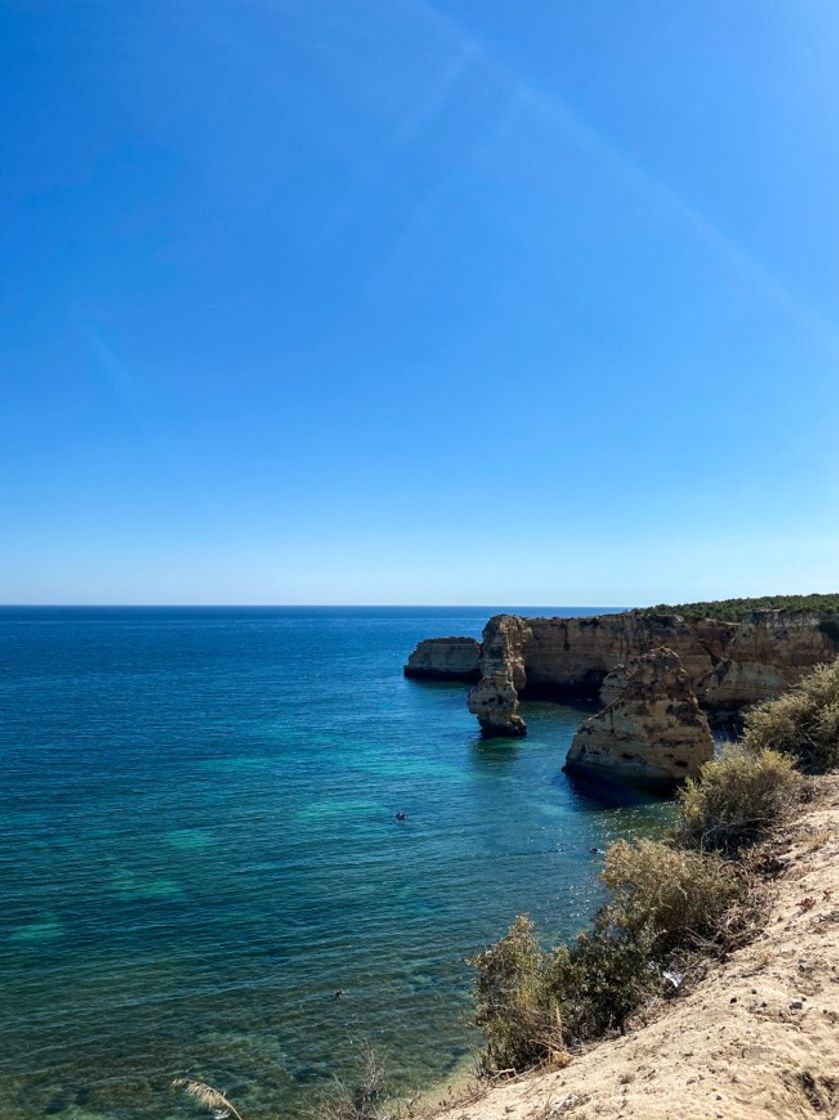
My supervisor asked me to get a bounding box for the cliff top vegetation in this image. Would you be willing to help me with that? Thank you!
[636,592,839,622]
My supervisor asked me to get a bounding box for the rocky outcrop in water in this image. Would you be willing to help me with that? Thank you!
[403,636,481,681]
[697,610,839,716]
[460,612,716,737]
[565,647,714,785]
[406,608,839,743]
[467,615,529,737]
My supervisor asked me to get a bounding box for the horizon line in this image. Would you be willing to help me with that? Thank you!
[0,602,631,609]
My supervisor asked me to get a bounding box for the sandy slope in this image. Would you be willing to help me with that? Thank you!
[432,778,839,1120]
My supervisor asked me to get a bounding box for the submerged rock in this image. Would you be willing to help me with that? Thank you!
[565,647,714,786]
[403,636,481,681]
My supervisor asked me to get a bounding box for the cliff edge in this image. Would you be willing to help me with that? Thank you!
[430,776,839,1120]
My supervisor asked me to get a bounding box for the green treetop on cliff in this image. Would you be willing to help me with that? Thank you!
[637,593,839,623]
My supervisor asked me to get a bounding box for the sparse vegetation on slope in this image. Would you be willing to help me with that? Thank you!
[742,660,839,773]
[471,845,754,1073]
[471,658,839,1075]
[676,747,802,853]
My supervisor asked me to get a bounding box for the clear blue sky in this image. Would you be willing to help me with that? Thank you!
[2,0,838,605]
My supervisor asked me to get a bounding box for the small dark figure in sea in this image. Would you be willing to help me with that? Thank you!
[394,810,407,822]
[333,988,346,1000]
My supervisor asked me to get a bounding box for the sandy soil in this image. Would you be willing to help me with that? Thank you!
[430,777,839,1120]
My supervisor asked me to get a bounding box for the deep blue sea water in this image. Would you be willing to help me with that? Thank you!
[0,607,671,1120]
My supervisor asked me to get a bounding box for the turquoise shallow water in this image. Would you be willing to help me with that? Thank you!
[0,607,672,1120]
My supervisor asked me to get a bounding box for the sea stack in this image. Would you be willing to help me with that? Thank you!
[467,615,529,737]
[565,647,714,786]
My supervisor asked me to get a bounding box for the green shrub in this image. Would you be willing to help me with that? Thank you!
[602,838,745,952]
[742,661,839,773]
[470,916,565,1073]
[677,746,802,852]
[472,912,663,1070]
[543,919,659,1042]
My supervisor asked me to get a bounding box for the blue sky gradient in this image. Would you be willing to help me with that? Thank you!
[2,0,838,604]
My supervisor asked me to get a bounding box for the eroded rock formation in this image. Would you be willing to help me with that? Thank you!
[403,636,481,681]
[565,647,714,785]
[523,613,715,698]
[406,608,839,744]
[467,615,529,737]
[461,612,717,737]
[697,610,839,716]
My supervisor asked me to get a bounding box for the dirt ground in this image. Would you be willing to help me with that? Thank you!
[430,777,839,1120]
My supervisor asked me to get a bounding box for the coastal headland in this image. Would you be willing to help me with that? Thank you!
[405,596,839,785]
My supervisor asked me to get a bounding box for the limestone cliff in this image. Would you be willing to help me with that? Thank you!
[697,610,839,716]
[565,647,714,785]
[407,607,839,743]
[403,637,481,681]
[523,613,714,698]
[462,612,715,738]
[467,615,529,737]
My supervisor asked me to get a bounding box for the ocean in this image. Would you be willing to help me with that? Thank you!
[0,607,671,1120]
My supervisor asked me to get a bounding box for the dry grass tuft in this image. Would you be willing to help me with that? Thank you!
[311,1043,404,1120]
[172,1078,245,1120]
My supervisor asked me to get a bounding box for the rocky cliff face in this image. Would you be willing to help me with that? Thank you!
[697,610,838,715]
[467,615,529,737]
[565,647,714,785]
[403,636,481,681]
[407,608,839,743]
[523,613,715,698]
[461,611,716,737]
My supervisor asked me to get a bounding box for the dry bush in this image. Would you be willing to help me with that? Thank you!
[313,1044,396,1120]
[602,838,746,953]
[472,912,663,1069]
[742,662,839,774]
[676,746,802,853]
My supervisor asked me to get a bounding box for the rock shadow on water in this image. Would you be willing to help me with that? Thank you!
[560,766,674,810]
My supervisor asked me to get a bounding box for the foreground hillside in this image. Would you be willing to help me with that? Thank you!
[433,777,839,1120]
